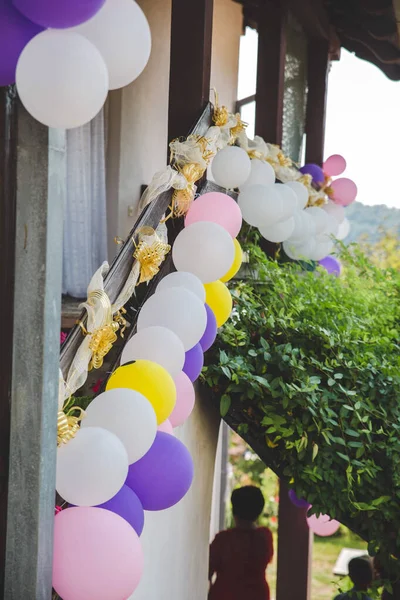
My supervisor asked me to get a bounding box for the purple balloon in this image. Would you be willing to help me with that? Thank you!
[319,256,341,277]
[0,0,43,86]
[199,304,218,352]
[288,489,310,509]
[183,343,204,382]
[70,485,145,536]
[13,0,105,29]
[299,163,325,184]
[126,432,194,511]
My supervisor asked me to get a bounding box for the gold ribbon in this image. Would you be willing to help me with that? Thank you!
[57,407,85,446]
[213,89,230,127]
[133,227,171,285]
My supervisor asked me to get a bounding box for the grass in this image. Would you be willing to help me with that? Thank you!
[266,529,368,600]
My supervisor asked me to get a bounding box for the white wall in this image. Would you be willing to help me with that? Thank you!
[132,389,220,600]
[106,0,243,251]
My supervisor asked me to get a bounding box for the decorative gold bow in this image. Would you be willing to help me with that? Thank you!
[57,407,85,446]
[133,227,171,285]
[78,289,120,370]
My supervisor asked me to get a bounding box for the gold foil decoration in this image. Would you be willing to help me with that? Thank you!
[277,150,292,168]
[229,113,247,145]
[171,162,205,217]
[212,88,229,127]
[133,227,171,285]
[77,288,120,371]
[298,174,313,187]
[57,407,85,446]
[114,307,128,338]
[88,322,119,369]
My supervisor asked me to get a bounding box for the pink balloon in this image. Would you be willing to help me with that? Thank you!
[185,191,242,238]
[330,178,357,206]
[307,513,340,537]
[323,154,346,177]
[53,507,143,600]
[158,419,174,435]
[169,371,195,428]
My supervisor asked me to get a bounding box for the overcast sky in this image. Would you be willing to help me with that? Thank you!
[238,30,400,208]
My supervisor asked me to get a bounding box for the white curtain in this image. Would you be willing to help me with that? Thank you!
[62,108,108,298]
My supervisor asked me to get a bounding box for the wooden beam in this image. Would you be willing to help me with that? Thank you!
[276,481,312,600]
[255,0,287,145]
[0,86,18,595]
[287,0,330,41]
[168,0,214,144]
[305,38,329,165]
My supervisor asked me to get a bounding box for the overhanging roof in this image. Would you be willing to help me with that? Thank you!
[234,0,400,80]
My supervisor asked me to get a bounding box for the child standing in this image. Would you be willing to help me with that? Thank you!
[208,486,273,600]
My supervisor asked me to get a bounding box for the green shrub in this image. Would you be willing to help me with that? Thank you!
[203,239,400,574]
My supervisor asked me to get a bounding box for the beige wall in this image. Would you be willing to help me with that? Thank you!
[211,0,242,112]
[106,0,243,251]
[132,389,220,600]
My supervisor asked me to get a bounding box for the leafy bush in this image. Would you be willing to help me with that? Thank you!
[203,239,400,574]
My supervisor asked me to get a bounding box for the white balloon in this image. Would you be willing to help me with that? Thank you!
[288,210,316,243]
[259,217,295,243]
[285,181,309,210]
[305,206,331,234]
[157,271,205,303]
[137,287,207,351]
[308,237,334,261]
[172,221,234,283]
[73,0,151,90]
[337,218,351,240]
[275,184,298,220]
[283,238,316,261]
[16,30,108,129]
[240,159,275,190]
[238,184,282,227]
[211,146,251,189]
[56,427,128,506]
[82,389,157,464]
[322,200,345,224]
[120,325,185,378]
[320,214,339,240]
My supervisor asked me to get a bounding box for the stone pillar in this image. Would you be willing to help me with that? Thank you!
[4,105,66,599]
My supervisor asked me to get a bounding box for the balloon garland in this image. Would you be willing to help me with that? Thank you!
[54,96,354,598]
[2,0,151,129]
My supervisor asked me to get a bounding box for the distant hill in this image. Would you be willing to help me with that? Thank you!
[345,202,400,244]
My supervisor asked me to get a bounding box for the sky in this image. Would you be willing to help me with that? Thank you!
[238,30,400,208]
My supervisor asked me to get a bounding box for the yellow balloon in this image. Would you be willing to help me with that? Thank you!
[106,360,176,425]
[204,281,233,327]
[220,238,243,283]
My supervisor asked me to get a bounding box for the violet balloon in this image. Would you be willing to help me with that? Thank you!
[183,343,204,382]
[288,489,310,509]
[323,154,346,177]
[0,0,43,86]
[13,0,105,28]
[330,177,357,206]
[126,432,194,511]
[299,163,324,184]
[200,304,218,352]
[95,485,144,536]
[319,256,341,277]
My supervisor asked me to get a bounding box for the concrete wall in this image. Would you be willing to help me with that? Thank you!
[106,0,243,250]
[132,389,220,600]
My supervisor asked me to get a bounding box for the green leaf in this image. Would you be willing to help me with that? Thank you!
[220,395,231,417]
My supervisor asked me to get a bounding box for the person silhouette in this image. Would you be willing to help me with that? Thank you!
[334,556,373,600]
[209,486,273,600]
